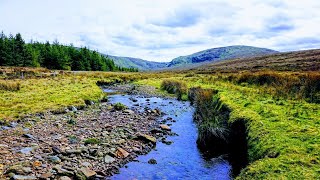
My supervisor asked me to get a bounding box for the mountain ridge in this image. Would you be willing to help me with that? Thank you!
[105,45,278,71]
[168,45,277,67]
[106,55,168,71]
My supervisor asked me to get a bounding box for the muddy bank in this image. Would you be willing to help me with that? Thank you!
[0,94,168,179]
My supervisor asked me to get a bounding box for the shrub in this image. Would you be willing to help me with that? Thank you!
[197,120,230,155]
[188,87,202,105]
[96,78,123,86]
[67,119,77,125]
[161,79,188,100]
[0,80,20,91]
[189,87,231,154]
[113,102,127,110]
[225,71,320,103]
[100,95,108,102]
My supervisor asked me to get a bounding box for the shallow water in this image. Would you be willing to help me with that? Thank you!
[103,89,118,93]
[108,93,231,180]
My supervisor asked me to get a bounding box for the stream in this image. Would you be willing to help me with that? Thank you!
[106,91,232,180]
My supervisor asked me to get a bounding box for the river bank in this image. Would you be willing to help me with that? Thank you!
[0,85,172,179]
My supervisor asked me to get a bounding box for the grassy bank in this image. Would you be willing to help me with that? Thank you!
[0,68,162,121]
[135,72,320,179]
[0,76,104,121]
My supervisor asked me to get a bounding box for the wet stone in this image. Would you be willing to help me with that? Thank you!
[159,124,171,131]
[136,133,157,144]
[68,106,77,112]
[148,158,157,164]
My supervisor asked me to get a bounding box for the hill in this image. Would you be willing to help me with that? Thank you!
[191,48,320,72]
[168,45,277,67]
[105,45,277,71]
[107,55,168,71]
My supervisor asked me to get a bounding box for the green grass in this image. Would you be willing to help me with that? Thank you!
[84,138,100,145]
[113,102,127,111]
[136,74,320,179]
[0,76,104,120]
[1,69,319,179]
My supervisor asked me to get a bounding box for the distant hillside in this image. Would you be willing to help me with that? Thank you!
[190,48,320,72]
[107,55,167,71]
[168,45,277,67]
[102,45,278,71]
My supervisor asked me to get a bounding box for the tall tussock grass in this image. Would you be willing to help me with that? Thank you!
[161,79,187,100]
[226,71,320,103]
[189,87,231,155]
[0,80,20,91]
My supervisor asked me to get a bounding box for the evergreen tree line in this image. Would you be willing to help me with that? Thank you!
[0,32,138,72]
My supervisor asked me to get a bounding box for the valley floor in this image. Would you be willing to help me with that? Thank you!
[0,71,319,179]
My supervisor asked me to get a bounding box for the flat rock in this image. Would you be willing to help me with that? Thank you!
[123,109,134,114]
[20,147,36,154]
[6,165,25,175]
[47,156,61,164]
[65,149,82,155]
[0,144,9,148]
[21,167,32,174]
[104,155,116,163]
[136,133,157,144]
[80,167,96,178]
[53,165,73,176]
[70,106,77,112]
[81,162,92,168]
[12,175,37,180]
[59,176,72,180]
[39,172,53,179]
[115,147,129,158]
[0,164,3,175]
[0,150,10,154]
[160,124,171,131]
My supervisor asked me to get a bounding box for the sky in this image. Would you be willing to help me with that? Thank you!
[0,0,320,62]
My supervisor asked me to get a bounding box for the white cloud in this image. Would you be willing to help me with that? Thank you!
[0,0,320,62]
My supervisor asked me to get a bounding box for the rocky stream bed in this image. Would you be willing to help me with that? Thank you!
[0,85,176,179]
[0,85,231,180]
